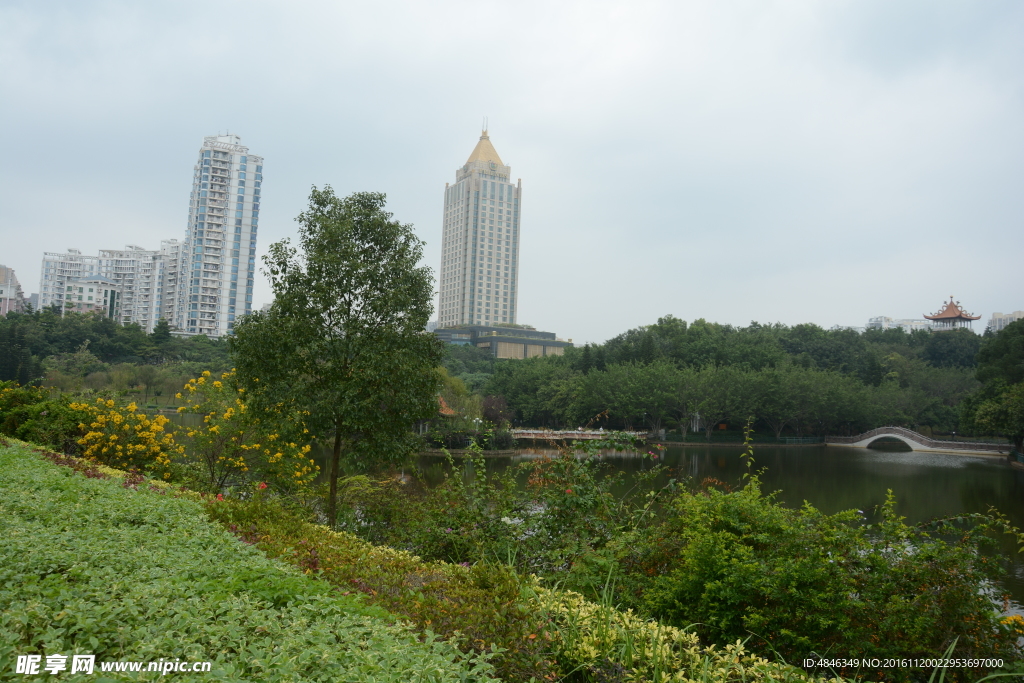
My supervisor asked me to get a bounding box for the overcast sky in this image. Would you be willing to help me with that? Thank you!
[1,0,1022,344]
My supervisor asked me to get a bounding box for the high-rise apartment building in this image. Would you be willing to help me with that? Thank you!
[38,245,172,332]
[437,130,520,327]
[39,249,97,312]
[31,134,260,338]
[176,134,261,337]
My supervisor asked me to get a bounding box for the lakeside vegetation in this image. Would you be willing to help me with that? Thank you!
[3,420,1023,681]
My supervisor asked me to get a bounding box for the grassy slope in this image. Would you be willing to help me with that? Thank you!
[0,439,497,683]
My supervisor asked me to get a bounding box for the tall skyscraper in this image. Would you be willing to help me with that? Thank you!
[177,134,262,337]
[437,130,521,327]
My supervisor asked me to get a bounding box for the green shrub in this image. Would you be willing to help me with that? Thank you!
[0,440,498,682]
[0,383,88,454]
[340,442,655,580]
[613,477,1022,680]
[488,428,517,450]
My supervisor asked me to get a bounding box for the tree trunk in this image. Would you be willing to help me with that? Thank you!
[327,419,343,529]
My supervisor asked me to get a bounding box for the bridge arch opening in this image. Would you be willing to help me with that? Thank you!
[865,436,913,452]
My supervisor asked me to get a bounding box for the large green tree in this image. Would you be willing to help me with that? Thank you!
[231,188,443,525]
[976,319,1024,386]
[961,320,1024,447]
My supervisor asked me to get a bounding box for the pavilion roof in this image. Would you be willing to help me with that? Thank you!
[924,296,981,321]
[438,395,457,417]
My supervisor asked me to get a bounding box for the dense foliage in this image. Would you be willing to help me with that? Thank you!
[0,383,90,455]
[2,438,839,683]
[205,461,835,683]
[442,343,497,392]
[0,308,231,371]
[0,440,499,683]
[1,376,319,494]
[68,397,176,476]
[445,316,986,436]
[172,370,318,492]
[962,320,1024,449]
[613,480,1022,673]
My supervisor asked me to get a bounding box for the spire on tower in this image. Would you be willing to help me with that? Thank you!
[466,128,503,166]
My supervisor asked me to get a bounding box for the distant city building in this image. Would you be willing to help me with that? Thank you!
[924,296,981,331]
[31,134,261,339]
[437,130,521,328]
[158,239,184,328]
[38,245,171,332]
[60,275,121,319]
[865,316,932,333]
[38,249,95,313]
[28,293,39,310]
[425,320,438,333]
[434,324,571,359]
[987,311,1024,334]
[0,264,27,315]
[177,134,262,337]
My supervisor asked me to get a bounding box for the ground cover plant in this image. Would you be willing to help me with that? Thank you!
[0,439,498,683]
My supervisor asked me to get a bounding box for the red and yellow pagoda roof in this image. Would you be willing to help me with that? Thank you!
[924,296,980,322]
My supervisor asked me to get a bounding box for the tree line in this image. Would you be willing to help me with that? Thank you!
[0,308,232,398]
[439,316,1006,439]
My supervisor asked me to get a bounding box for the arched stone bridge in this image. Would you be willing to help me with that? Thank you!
[825,426,1008,456]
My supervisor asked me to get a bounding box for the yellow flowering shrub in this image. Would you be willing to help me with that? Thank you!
[70,398,176,477]
[176,370,318,491]
[1002,614,1024,638]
